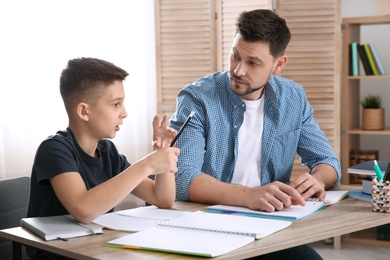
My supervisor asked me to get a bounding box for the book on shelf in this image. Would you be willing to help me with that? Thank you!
[369,43,386,75]
[106,211,292,257]
[350,42,359,76]
[20,215,103,241]
[367,44,381,75]
[357,43,373,75]
[363,43,379,75]
[205,190,348,221]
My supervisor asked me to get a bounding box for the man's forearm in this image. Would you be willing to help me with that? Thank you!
[311,164,338,190]
[189,173,251,206]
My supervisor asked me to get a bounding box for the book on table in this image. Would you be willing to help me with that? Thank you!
[206,190,349,221]
[20,215,103,241]
[106,210,292,257]
[347,160,388,176]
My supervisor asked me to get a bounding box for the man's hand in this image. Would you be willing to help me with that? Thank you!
[246,181,306,212]
[290,172,326,201]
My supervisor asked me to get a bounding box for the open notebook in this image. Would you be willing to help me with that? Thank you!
[93,206,191,232]
[106,211,291,257]
[206,190,348,221]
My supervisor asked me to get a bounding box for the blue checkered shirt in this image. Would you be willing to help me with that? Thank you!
[170,71,341,201]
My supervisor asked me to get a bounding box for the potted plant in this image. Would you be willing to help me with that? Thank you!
[360,94,384,130]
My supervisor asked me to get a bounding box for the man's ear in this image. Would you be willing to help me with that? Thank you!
[273,55,288,75]
[76,102,90,121]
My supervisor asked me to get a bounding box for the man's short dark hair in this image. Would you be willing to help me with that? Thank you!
[235,9,291,59]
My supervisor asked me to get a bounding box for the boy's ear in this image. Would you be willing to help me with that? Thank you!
[273,55,288,75]
[76,102,90,121]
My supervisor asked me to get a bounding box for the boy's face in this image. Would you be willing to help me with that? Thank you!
[86,80,127,140]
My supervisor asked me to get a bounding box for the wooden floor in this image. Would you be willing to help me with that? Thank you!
[310,240,389,260]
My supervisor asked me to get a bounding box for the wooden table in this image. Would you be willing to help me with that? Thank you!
[2,186,390,260]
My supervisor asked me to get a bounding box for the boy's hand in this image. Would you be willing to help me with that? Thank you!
[152,114,177,150]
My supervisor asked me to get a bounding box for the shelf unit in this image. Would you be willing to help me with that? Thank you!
[341,15,390,184]
[341,15,390,247]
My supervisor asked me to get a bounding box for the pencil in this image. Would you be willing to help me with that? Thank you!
[170,111,195,147]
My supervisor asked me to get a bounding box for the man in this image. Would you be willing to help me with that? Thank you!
[171,9,341,259]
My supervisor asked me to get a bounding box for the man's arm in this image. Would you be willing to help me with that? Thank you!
[190,173,305,212]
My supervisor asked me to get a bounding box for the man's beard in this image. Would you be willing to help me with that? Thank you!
[230,75,267,97]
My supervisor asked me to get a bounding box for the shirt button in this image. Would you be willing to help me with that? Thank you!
[234,125,237,128]
[233,105,237,108]
[241,104,245,107]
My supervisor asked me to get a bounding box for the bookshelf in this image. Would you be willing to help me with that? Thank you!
[341,15,390,247]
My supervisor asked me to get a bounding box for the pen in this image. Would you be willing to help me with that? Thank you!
[373,160,384,181]
[170,111,195,147]
[384,162,390,181]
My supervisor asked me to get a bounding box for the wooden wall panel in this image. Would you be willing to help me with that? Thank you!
[275,0,341,180]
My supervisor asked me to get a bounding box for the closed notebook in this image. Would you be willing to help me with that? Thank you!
[206,190,348,221]
[106,211,291,257]
[347,160,388,176]
[20,215,103,241]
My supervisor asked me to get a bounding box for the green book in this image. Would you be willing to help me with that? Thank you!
[363,43,379,75]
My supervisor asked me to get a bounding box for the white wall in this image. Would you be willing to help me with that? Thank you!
[0,0,157,180]
[341,0,390,161]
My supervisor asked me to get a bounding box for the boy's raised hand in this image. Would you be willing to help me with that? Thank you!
[152,114,177,150]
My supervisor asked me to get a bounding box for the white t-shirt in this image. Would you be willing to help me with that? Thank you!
[231,96,264,187]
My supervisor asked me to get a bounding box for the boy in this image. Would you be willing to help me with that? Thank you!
[27,57,180,259]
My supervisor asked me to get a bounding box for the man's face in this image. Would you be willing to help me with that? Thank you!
[86,80,127,140]
[228,34,282,101]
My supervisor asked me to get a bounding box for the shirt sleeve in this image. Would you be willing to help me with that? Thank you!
[170,87,208,201]
[33,138,80,184]
[296,89,342,184]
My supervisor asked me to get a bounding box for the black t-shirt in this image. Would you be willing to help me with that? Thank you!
[27,128,131,218]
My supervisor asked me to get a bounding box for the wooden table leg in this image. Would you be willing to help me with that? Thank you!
[333,235,342,249]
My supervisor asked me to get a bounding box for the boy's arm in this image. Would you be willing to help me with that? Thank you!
[51,148,178,224]
[52,115,178,224]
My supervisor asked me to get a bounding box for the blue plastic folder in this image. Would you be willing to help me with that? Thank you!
[206,202,325,221]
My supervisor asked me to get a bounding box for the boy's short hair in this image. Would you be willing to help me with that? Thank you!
[60,57,129,115]
[235,9,291,59]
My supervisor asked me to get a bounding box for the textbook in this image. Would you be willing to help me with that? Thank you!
[206,190,349,221]
[106,211,291,257]
[20,215,103,241]
[347,160,388,176]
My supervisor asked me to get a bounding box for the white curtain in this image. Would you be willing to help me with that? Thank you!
[0,0,157,179]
